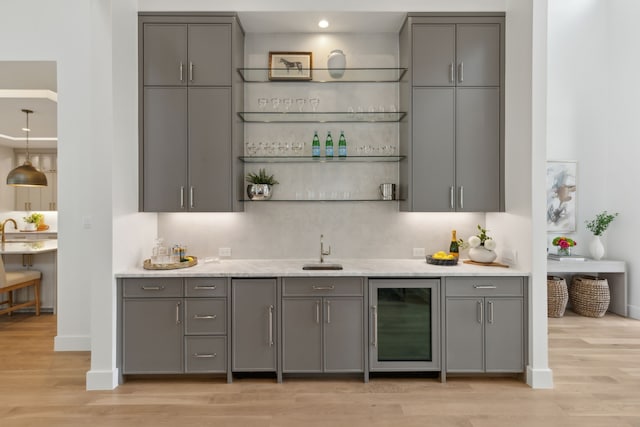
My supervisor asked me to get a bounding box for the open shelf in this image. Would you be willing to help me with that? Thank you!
[238,111,406,123]
[237,67,408,83]
[239,155,405,163]
[241,199,402,203]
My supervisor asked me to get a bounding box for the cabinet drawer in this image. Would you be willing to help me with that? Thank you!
[185,299,227,335]
[283,277,363,297]
[185,278,227,297]
[445,277,523,297]
[185,336,226,373]
[123,278,183,298]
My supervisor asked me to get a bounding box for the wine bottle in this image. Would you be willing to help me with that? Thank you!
[325,131,334,157]
[312,131,320,157]
[338,130,347,157]
[449,230,459,258]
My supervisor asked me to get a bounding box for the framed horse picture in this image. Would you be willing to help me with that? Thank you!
[268,51,313,81]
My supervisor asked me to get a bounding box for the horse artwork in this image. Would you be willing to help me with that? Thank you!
[269,52,312,81]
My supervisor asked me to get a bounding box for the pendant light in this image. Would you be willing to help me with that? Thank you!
[6,109,48,187]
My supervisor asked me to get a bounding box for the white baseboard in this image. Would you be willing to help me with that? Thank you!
[54,335,91,351]
[628,305,640,320]
[526,366,554,389]
[86,368,119,390]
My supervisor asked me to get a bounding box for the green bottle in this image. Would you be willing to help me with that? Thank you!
[325,131,334,157]
[312,131,320,157]
[338,131,347,157]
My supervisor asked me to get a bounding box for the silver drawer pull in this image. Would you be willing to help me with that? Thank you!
[473,285,497,289]
[193,353,217,359]
[194,285,217,290]
[193,314,217,320]
[312,285,335,291]
[141,285,165,291]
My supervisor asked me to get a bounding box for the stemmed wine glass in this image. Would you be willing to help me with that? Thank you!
[257,98,267,111]
[282,98,293,112]
[309,98,320,112]
[270,97,280,112]
[296,98,306,112]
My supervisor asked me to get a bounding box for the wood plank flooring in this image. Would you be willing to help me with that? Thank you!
[1,311,639,426]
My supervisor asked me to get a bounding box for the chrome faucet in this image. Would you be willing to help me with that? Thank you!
[0,218,17,243]
[320,234,331,263]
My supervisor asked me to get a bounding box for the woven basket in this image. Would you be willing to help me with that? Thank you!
[547,276,568,318]
[569,275,610,318]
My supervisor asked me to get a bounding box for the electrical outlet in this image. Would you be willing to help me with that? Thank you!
[218,247,231,257]
[413,247,426,257]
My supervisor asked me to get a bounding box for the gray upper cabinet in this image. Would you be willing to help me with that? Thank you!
[400,14,504,212]
[139,14,244,212]
[232,279,277,372]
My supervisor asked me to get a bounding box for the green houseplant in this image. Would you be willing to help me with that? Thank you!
[23,212,44,231]
[246,168,278,200]
[585,211,618,260]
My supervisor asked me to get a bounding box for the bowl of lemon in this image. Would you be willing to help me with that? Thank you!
[426,251,458,266]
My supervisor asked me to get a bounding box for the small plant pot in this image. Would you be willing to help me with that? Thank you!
[23,223,37,231]
[247,184,273,201]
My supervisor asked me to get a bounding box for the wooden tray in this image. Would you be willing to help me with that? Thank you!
[463,259,510,268]
[143,256,197,270]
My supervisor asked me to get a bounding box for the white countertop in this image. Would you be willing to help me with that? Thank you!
[0,239,58,254]
[547,258,625,273]
[116,258,529,278]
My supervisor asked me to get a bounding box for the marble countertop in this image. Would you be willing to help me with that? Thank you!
[116,258,529,278]
[0,239,58,254]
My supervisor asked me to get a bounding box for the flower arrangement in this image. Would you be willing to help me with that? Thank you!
[23,212,44,225]
[552,236,576,250]
[585,211,618,236]
[460,225,497,250]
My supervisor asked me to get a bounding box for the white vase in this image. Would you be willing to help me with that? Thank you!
[327,49,346,78]
[589,236,605,260]
[468,247,498,263]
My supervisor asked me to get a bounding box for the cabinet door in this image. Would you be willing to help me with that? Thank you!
[143,24,188,86]
[445,298,484,372]
[456,87,500,212]
[41,171,57,210]
[323,297,364,372]
[282,298,322,373]
[122,299,183,374]
[232,279,277,372]
[188,24,231,86]
[412,88,455,211]
[142,87,188,212]
[188,87,232,212]
[15,187,39,211]
[412,24,456,86]
[485,298,524,372]
[456,24,501,87]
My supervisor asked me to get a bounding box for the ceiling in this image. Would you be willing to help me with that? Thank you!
[0,61,57,149]
[236,12,407,33]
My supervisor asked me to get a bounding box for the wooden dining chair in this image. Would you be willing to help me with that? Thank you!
[0,256,42,316]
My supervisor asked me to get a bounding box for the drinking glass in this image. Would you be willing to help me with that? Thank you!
[282,98,293,112]
[257,98,267,111]
[270,97,280,111]
[309,98,320,112]
[296,98,306,112]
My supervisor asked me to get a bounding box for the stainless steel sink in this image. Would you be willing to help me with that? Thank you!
[302,263,343,271]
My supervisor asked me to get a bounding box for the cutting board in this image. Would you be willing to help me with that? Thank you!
[463,259,510,268]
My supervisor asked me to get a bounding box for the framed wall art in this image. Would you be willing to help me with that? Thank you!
[268,51,312,81]
[546,160,577,232]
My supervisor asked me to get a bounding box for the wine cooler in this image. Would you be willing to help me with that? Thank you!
[369,279,440,371]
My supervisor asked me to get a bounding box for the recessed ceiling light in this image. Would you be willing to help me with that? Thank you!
[318,19,329,29]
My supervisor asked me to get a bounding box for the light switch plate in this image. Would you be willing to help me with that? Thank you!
[218,247,231,257]
[412,247,426,257]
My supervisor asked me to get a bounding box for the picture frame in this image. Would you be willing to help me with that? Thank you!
[268,51,313,81]
[546,160,577,233]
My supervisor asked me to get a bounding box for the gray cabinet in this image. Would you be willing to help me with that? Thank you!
[139,14,243,212]
[231,279,278,373]
[281,278,365,376]
[400,15,504,212]
[444,277,525,374]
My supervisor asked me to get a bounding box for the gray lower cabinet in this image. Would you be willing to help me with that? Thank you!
[281,278,365,377]
[231,279,278,373]
[444,277,525,374]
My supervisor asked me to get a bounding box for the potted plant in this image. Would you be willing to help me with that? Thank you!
[551,236,576,256]
[246,168,279,200]
[465,224,498,263]
[585,211,618,260]
[23,212,44,231]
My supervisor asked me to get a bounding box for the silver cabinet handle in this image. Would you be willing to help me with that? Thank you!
[477,300,483,324]
[194,285,216,290]
[193,314,217,320]
[268,305,274,346]
[312,285,335,291]
[179,62,184,82]
[189,61,194,81]
[141,285,165,291]
[488,301,494,324]
[176,301,181,325]
[449,62,455,83]
[326,300,331,324]
[190,186,194,209]
[450,186,454,209]
[180,186,185,209]
[474,285,497,289]
[459,186,464,209]
[372,305,378,347]
[458,62,464,83]
[193,353,217,359]
[315,300,320,324]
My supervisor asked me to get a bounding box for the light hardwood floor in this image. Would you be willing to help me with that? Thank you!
[1,312,639,427]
